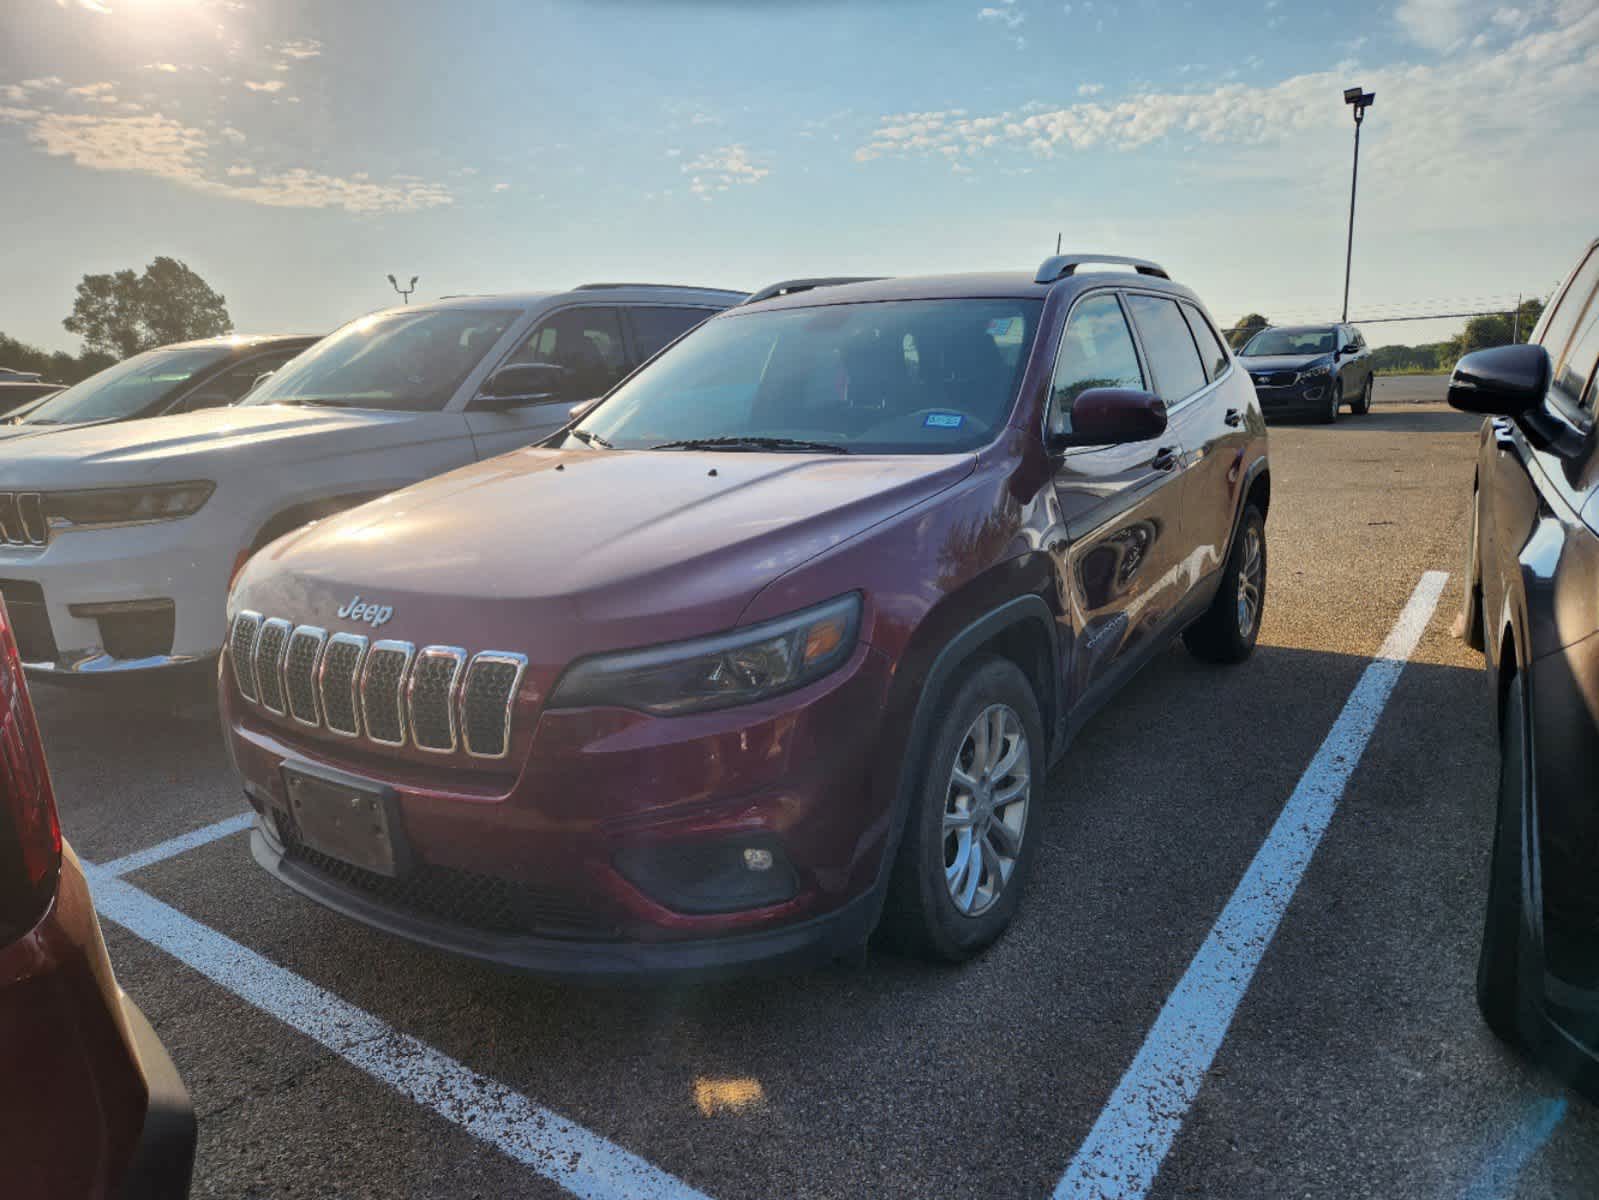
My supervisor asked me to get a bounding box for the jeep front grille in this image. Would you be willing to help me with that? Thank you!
[0,493,46,547]
[254,619,292,715]
[230,615,529,759]
[284,626,327,727]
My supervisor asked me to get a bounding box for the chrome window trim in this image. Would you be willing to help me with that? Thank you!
[460,651,528,760]
[407,645,467,754]
[361,639,415,748]
[231,610,263,703]
[285,625,329,728]
[255,618,294,716]
[318,631,369,738]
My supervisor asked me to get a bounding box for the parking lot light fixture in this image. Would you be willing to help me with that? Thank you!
[386,273,419,304]
[1341,87,1375,323]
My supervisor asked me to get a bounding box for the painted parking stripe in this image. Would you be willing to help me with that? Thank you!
[1054,569,1450,1200]
[84,864,714,1200]
[97,811,255,878]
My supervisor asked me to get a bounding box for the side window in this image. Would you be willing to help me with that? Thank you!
[629,307,718,362]
[1180,302,1230,381]
[1555,299,1599,412]
[1538,248,1599,363]
[1125,294,1208,402]
[1048,294,1145,436]
[511,307,628,399]
[181,350,301,410]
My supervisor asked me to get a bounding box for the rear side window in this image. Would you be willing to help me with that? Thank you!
[629,307,718,362]
[1556,299,1599,412]
[1538,247,1599,364]
[1180,303,1230,381]
[1049,294,1145,436]
[189,348,304,409]
[1125,294,1208,402]
[512,307,629,399]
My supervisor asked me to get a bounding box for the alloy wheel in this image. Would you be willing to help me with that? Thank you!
[943,704,1030,917]
[1236,524,1264,638]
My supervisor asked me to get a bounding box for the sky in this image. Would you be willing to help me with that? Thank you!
[2,0,1596,353]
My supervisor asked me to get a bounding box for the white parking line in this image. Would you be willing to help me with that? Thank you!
[1054,569,1450,1200]
[84,863,715,1200]
[97,812,255,878]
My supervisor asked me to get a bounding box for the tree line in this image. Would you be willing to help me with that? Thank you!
[0,256,232,383]
[1224,299,1547,374]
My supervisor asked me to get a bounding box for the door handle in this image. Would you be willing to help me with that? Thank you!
[1223,408,1243,427]
[1151,445,1180,472]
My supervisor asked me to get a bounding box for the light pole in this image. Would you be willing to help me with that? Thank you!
[1341,86,1375,323]
[386,273,418,304]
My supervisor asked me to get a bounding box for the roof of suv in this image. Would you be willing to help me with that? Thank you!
[163,333,322,351]
[738,269,1199,313]
[416,284,748,313]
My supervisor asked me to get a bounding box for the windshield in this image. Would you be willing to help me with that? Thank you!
[20,347,231,425]
[569,298,1043,455]
[1241,328,1336,357]
[246,308,518,412]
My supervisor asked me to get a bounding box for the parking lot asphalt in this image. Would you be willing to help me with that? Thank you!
[34,375,1599,1200]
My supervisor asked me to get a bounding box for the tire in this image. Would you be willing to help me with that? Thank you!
[882,654,1046,962]
[1478,675,1529,1046]
[1456,489,1486,651]
[1319,380,1342,424]
[1351,375,1373,415]
[1183,505,1267,664]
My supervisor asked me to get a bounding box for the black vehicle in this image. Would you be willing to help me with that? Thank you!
[0,334,319,445]
[0,381,63,418]
[1454,236,1599,1096]
[1237,323,1373,423]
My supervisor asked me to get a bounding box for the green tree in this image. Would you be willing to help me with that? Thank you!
[0,331,114,384]
[1227,313,1270,350]
[63,257,232,358]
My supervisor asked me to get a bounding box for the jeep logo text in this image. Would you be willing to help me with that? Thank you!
[337,595,394,628]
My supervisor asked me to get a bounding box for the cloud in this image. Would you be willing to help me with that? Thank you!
[243,80,286,93]
[978,1,1026,28]
[1077,82,1104,96]
[682,144,770,198]
[0,98,452,215]
[1395,0,1497,50]
[492,182,511,191]
[275,38,323,60]
[143,63,181,73]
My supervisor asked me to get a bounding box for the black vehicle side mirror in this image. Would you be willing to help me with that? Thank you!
[1050,387,1168,450]
[1447,344,1549,416]
[475,362,569,410]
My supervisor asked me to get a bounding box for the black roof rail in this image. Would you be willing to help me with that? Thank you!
[576,282,748,297]
[1034,254,1170,284]
[742,277,887,306]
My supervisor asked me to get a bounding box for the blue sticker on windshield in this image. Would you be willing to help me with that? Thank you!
[924,412,964,429]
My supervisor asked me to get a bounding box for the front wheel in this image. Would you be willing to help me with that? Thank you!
[1183,505,1266,664]
[882,654,1046,962]
[1351,375,1373,415]
[1319,380,1343,424]
[1478,676,1529,1046]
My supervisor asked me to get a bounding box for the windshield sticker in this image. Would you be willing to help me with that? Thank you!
[924,412,964,429]
[986,316,1022,342]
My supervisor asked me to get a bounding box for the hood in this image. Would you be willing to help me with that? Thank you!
[1238,354,1332,374]
[233,446,974,664]
[0,404,441,489]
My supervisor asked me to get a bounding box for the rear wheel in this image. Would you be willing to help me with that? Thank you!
[1478,675,1530,1045]
[1183,505,1266,664]
[1351,375,1373,415]
[883,654,1045,962]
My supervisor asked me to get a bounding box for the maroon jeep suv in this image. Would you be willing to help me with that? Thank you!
[221,255,1269,977]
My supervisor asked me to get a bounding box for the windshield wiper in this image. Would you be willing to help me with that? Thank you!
[648,435,850,454]
[569,428,613,449]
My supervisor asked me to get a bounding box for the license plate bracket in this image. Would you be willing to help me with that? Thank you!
[280,760,410,877]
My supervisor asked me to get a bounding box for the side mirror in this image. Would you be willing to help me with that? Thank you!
[245,370,277,395]
[475,363,569,410]
[1051,387,1168,450]
[568,397,601,422]
[1447,344,1549,416]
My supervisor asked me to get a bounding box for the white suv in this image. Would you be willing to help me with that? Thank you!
[0,284,742,677]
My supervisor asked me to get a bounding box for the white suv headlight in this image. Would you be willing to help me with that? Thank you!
[548,593,862,716]
[45,482,216,530]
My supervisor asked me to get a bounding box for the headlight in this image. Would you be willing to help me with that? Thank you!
[44,482,215,530]
[548,593,862,716]
[1297,361,1332,381]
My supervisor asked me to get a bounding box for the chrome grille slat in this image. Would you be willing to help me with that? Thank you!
[318,633,368,738]
[361,641,414,747]
[408,646,466,754]
[16,494,46,545]
[461,652,526,760]
[254,618,292,716]
[230,611,263,703]
[0,494,21,545]
[285,626,328,727]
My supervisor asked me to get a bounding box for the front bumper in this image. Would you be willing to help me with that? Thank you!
[1249,376,1331,416]
[0,513,233,677]
[227,642,898,980]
